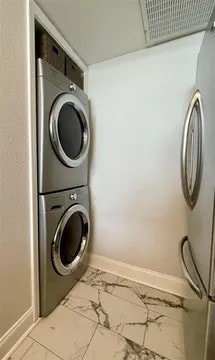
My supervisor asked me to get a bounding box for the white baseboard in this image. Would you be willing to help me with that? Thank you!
[89,253,191,298]
[0,307,35,359]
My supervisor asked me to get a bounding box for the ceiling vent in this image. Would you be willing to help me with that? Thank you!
[140,0,215,46]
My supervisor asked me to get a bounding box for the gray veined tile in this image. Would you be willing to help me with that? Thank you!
[30,305,97,360]
[144,311,185,360]
[79,266,119,293]
[83,325,170,360]
[21,342,61,360]
[112,278,185,321]
[62,282,148,345]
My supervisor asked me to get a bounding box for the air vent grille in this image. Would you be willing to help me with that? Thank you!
[140,0,215,45]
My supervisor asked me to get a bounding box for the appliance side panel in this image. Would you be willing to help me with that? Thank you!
[209,189,215,298]
[205,300,215,359]
[181,238,208,360]
[188,11,215,291]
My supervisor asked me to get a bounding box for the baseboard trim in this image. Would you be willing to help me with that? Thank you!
[89,253,191,298]
[0,307,35,359]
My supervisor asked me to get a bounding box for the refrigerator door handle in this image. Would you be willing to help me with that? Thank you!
[181,91,203,210]
[181,101,191,208]
[188,127,194,192]
[179,236,202,299]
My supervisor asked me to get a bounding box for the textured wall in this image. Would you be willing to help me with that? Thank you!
[88,33,203,278]
[0,0,32,338]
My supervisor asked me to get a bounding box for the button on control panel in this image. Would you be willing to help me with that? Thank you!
[70,193,78,201]
[69,83,77,92]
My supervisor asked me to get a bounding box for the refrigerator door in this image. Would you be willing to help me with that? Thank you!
[179,236,208,360]
[184,8,215,293]
[205,301,215,359]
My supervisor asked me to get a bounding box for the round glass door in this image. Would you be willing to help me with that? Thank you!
[52,204,90,275]
[181,90,203,209]
[50,93,90,168]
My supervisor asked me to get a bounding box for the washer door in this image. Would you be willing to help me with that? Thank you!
[52,204,90,275]
[50,93,90,168]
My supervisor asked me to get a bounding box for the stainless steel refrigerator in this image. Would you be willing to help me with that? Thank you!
[179,8,215,360]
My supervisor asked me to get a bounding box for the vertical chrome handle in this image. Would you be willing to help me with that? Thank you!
[193,95,203,201]
[179,236,202,299]
[188,128,194,191]
[181,97,193,208]
[181,90,203,209]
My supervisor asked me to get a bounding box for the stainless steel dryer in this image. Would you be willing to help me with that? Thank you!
[37,58,90,193]
[38,186,90,316]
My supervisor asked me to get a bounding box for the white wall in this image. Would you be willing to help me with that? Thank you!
[0,0,33,355]
[88,33,204,278]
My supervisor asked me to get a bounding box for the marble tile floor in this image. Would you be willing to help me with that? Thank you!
[9,267,186,360]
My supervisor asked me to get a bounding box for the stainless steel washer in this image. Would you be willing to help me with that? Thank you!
[37,58,90,193]
[38,186,90,316]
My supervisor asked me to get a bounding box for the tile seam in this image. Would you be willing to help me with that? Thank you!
[65,281,184,323]
[28,337,64,360]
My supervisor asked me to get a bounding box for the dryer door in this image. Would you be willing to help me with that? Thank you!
[50,93,90,167]
[52,204,90,275]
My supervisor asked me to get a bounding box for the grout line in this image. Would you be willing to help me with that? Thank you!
[115,275,123,284]
[109,289,184,323]
[144,346,172,360]
[26,304,176,360]
[81,323,98,360]
[142,309,149,347]
[109,276,120,294]
[63,304,147,348]
[86,268,184,322]
[97,324,173,360]
[62,280,184,324]
[70,279,184,322]
[74,281,148,310]
[89,265,184,299]
[62,282,148,310]
[62,281,184,333]
[60,305,98,325]
[16,340,35,360]
[28,337,64,360]
[147,308,184,323]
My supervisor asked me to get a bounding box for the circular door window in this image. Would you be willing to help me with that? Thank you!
[52,204,90,275]
[50,94,90,168]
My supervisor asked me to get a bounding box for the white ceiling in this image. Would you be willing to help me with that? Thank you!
[36,0,146,65]
[36,0,214,65]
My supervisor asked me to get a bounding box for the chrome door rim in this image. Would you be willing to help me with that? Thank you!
[181,90,203,209]
[50,93,90,168]
[52,204,90,275]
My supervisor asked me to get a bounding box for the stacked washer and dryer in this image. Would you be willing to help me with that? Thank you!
[37,58,91,316]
